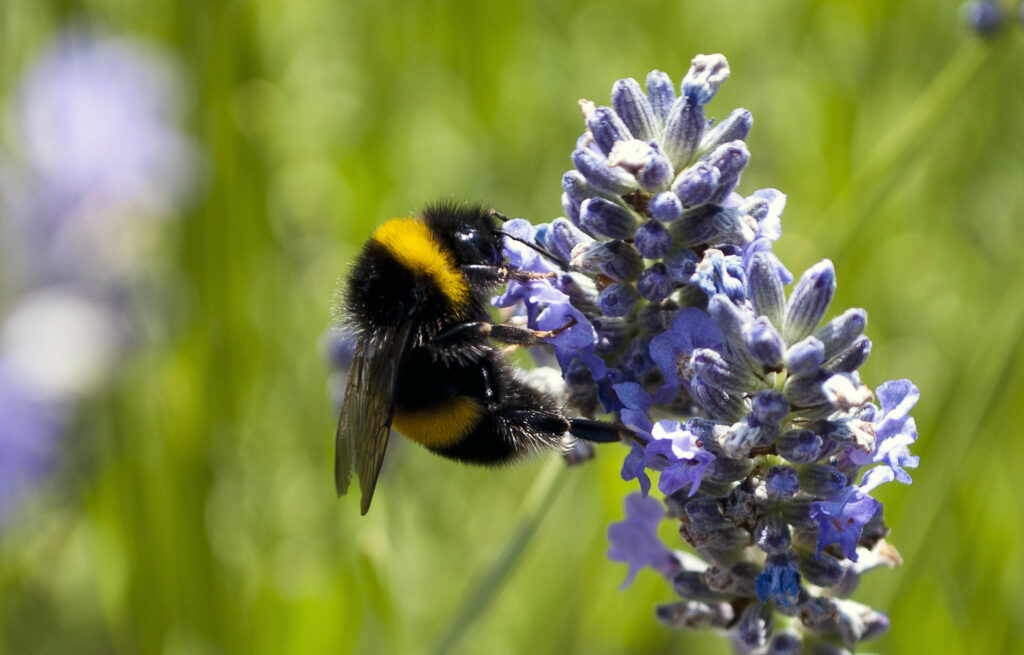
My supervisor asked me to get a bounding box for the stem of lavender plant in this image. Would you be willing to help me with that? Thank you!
[431,457,569,655]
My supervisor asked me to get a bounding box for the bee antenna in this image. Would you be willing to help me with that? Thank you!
[497,230,570,272]
[487,208,511,223]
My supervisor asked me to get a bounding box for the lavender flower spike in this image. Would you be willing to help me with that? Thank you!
[477,56,919,653]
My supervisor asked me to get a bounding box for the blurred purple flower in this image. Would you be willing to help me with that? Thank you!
[607,493,677,588]
[2,31,195,285]
[0,30,196,526]
[0,363,64,522]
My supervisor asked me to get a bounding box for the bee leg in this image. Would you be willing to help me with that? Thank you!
[505,410,621,445]
[567,418,622,443]
[501,409,572,439]
[461,264,557,287]
[433,317,577,347]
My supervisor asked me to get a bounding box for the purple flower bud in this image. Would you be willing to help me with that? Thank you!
[822,373,873,412]
[558,272,600,315]
[836,600,890,645]
[656,601,734,630]
[645,69,676,126]
[777,429,827,464]
[572,147,638,195]
[720,417,776,458]
[765,465,800,498]
[747,251,785,327]
[622,336,655,378]
[662,96,704,169]
[612,77,658,141]
[766,631,803,655]
[648,191,683,222]
[683,496,728,530]
[816,308,867,360]
[705,140,750,203]
[702,456,753,484]
[826,335,872,373]
[591,316,629,354]
[703,561,760,597]
[797,595,840,632]
[681,53,731,105]
[691,376,749,422]
[671,205,752,248]
[779,497,815,531]
[637,299,678,335]
[708,294,752,349]
[962,1,1005,36]
[671,160,720,207]
[579,197,638,239]
[671,571,724,602]
[785,336,825,377]
[533,223,550,249]
[635,145,674,192]
[560,193,578,223]
[735,601,772,650]
[664,246,699,284]
[546,217,594,262]
[783,259,836,344]
[798,550,844,587]
[597,282,639,317]
[572,240,644,281]
[634,219,672,259]
[637,263,673,301]
[699,108,753,153]
[586,105,633,155]
[755,555,801,607]
[799,464,847,497]
[742,316,785,369]
[738,193,771,221]
[755,515,792,553]
[783,369,832,409]
[562,169,596,222]
[750,394,786,429]
[692,348,756,395]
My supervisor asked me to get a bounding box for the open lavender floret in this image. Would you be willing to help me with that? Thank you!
[497,54,919,654]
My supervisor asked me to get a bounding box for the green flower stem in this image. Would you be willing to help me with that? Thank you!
[432,457,570,655]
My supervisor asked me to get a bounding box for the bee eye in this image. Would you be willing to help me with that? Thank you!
[455,228,500,265]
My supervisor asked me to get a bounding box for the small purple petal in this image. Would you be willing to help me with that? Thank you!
[607,493,675,588]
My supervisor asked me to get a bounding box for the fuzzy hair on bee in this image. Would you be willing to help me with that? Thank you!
[335,202,619,514]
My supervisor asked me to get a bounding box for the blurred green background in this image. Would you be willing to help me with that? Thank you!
[2,0,1024,653]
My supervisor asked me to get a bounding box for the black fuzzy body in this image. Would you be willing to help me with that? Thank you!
[342,203,570,464]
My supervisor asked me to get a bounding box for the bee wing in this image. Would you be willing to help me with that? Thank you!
[335,320,415,515]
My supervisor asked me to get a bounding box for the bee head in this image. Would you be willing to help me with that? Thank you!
[422,202,503,267]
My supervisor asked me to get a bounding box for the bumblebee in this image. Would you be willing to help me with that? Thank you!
[335,202,619,514]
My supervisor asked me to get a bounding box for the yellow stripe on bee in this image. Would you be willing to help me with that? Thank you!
[371,218,471,309]
[391,396,483,448]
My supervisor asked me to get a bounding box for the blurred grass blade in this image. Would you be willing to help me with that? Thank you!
[432,458,569,655]
[824,40,997,255]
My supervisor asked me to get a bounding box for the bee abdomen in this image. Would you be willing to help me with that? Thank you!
[429,408,569,465]
[391,396,484,449]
